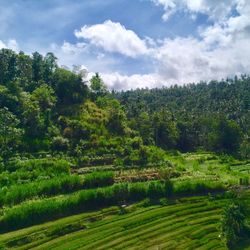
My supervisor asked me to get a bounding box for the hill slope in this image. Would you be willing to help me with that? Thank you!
[1,191,249,250]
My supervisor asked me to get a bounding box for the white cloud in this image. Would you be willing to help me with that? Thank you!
[200,1,250,47]
[151,0,177,21]
[46,1,250,90]
[151,0,238,22]
[0,39,19,51]
[74,20,148,58]
[100,72,161,90]
[0,40,6,49]
[61,41,87,54]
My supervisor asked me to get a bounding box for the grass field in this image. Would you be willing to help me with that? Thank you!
[0,152,249,249]
[1,191,249,250]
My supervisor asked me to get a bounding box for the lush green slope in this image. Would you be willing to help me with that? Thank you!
[1,192,249,250]
[0,49,249,250]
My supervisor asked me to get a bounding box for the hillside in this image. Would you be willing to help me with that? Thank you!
[0,49,249,249]
[115,79,250,155]
[0,190,250,250]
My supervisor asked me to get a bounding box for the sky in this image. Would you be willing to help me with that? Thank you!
[0,0,250,90]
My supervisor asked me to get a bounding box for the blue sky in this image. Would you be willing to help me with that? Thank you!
[1,0,250,89]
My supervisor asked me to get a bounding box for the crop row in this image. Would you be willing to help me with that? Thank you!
[0,179,225,232]
[0,172,114,207]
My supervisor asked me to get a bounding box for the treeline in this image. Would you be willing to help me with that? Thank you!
[0,48,249,162]
[0,49,160,165]
[115,78,250,157]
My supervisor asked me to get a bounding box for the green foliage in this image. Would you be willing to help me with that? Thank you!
[90,73,108,99]
[0,49,17,84]
[173,180,225,195]
[31,83,57,111]
[51,136,70,151]
[0,107,23,157]
[53,68,88,105]
[83,171,115,188]
[0,49,247,159]
[0,179,225,232]
[116,78,249,156]
[153,108,179,149]
[0,158,71,187]
[6,158,71,174]
[0,175,83,207]
[221,202,247,248]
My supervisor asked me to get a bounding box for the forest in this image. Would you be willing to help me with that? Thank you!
[0,49,249,161]
[0,49,249,250]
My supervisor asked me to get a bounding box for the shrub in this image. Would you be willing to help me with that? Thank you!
[239,177,249,186]
[5,158,71,175]
[51,136,69,151]
[147,182,165,199]
[83,171,114,188]
[221,202,247,248]
[174,180,225,196]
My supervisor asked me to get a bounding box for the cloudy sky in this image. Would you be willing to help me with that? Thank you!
[1,0,250,90]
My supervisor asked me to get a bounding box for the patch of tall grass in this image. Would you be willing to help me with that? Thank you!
[0,171,116,207]
[5,158,71,174]
[83,171,114,188]
[0,158,72,187]
[0,179,225,232]
[0,175,83,207]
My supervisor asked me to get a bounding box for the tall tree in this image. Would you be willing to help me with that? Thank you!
[32,52,44,83]
[0,108,23,157]
[53,68,88,105]
[153,109,179,149]
[90,73,108,99]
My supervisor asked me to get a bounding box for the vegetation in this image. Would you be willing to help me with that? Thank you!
[221,202,246,248]
[0,179,226,232]
[115,78,249,157]
[83,171,114,188]
[0,48,249,249]
[0,191,249,250]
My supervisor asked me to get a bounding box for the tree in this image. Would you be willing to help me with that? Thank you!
[53,68,88,105]
[106,99,128,135]
[153,109,179,149]
[16,51,33,85]
[31,83,57,112]
[0,108,23,157]
[0,49,17,84]
[43,52,57,83]
[32,52,44,82]
[0,85,19,112]
[135,112,154,145]
[90,73,108,99]
[21,92,43,137]
[221,202,247,248]
[212,117,243,154]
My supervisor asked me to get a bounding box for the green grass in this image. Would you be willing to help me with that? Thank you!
[0,179,225,232]
[0,192,249,250]
[0,152,249,249]
[0,194,236,250]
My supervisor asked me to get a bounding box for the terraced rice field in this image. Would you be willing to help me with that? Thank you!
[0,195,238,250]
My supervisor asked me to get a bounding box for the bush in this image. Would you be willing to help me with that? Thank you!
[83,171,114,188]
[221,202,247,248]
[51,136,69,151]
[174,180,225,196]
[239,177,249,186]
[0,158,72,188]
[5,158,71,175]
